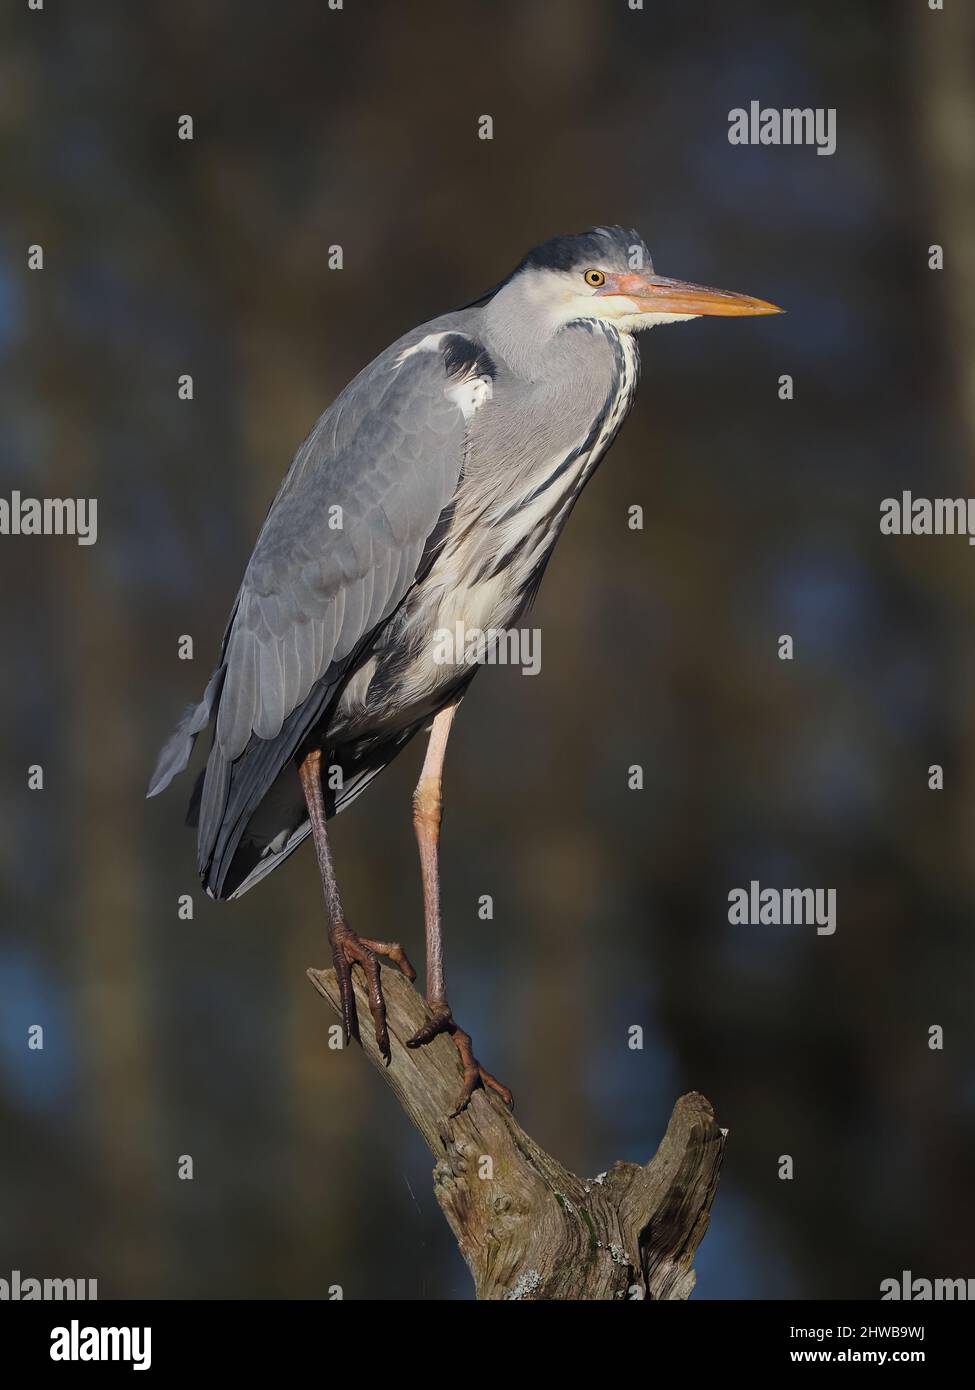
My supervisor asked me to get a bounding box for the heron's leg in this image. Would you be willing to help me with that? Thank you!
[405,706,513,1115]
[297,748,415,1063]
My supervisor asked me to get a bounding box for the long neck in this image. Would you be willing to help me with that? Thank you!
[483,319,640,511]
[445,321,640,602]
[481,279,586,381]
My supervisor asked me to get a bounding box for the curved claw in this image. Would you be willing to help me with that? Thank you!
[407,1004,513,1115]
[450,1029,514,1116]
[330,926,414,1065]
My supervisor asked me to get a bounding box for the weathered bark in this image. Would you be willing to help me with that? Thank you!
[308,964,726,1300]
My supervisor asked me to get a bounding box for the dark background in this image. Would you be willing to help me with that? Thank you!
[2,0,974,1300]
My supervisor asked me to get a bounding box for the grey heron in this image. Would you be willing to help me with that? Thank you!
[149,226,781,1114]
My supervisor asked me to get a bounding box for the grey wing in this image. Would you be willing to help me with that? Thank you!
[147,327,486,896]
[215,338,472,762]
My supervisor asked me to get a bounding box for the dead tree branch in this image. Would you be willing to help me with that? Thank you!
[308,964,726,1300]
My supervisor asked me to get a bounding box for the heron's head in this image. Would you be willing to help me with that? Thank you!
[481,226,781,370]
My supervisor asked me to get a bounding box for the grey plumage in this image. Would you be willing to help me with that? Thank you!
[149,225,774,901]
[150,327,477,895]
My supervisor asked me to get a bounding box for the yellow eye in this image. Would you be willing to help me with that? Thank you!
[584,269,605,288]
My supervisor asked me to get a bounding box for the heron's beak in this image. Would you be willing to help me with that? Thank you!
[596,272,783,317]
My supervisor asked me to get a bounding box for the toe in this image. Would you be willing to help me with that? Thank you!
[448,1057,481,1118]
[331,944,359,1046]
[406,1004,452,1049]
[358,952,391,1063]
[359,938,417,983]
[446,1026,514,1115]
[479,1067,514,1110]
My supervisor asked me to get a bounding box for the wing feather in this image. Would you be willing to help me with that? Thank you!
[150,322,492,897]
[209,340,476,760]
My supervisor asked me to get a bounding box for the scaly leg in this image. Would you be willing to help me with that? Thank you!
[405,705,513,1115]
[298,747,415,1063]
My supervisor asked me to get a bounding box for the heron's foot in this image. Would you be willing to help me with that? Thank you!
[406,1002,514,1117]
[330,923,416,1064]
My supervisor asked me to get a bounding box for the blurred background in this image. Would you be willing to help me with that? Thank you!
[1,0,974,1300]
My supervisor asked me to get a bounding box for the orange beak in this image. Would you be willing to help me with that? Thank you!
[596,271,783,317]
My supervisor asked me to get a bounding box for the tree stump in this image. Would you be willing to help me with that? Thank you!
[308,964,726,1300]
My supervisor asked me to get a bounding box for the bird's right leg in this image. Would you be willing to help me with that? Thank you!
[405,705,513,1115]
[297,747,415,1063]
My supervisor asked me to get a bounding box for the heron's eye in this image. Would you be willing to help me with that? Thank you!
[584,269,605,288]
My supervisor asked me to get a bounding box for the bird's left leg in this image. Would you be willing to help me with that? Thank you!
[405,704,513,1115]
[298,747,415,1062]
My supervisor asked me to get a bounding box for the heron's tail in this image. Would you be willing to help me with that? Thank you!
[146,669,225,798]
[200,724,425,901]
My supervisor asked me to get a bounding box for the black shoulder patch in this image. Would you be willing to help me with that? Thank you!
[441,333,496,381]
